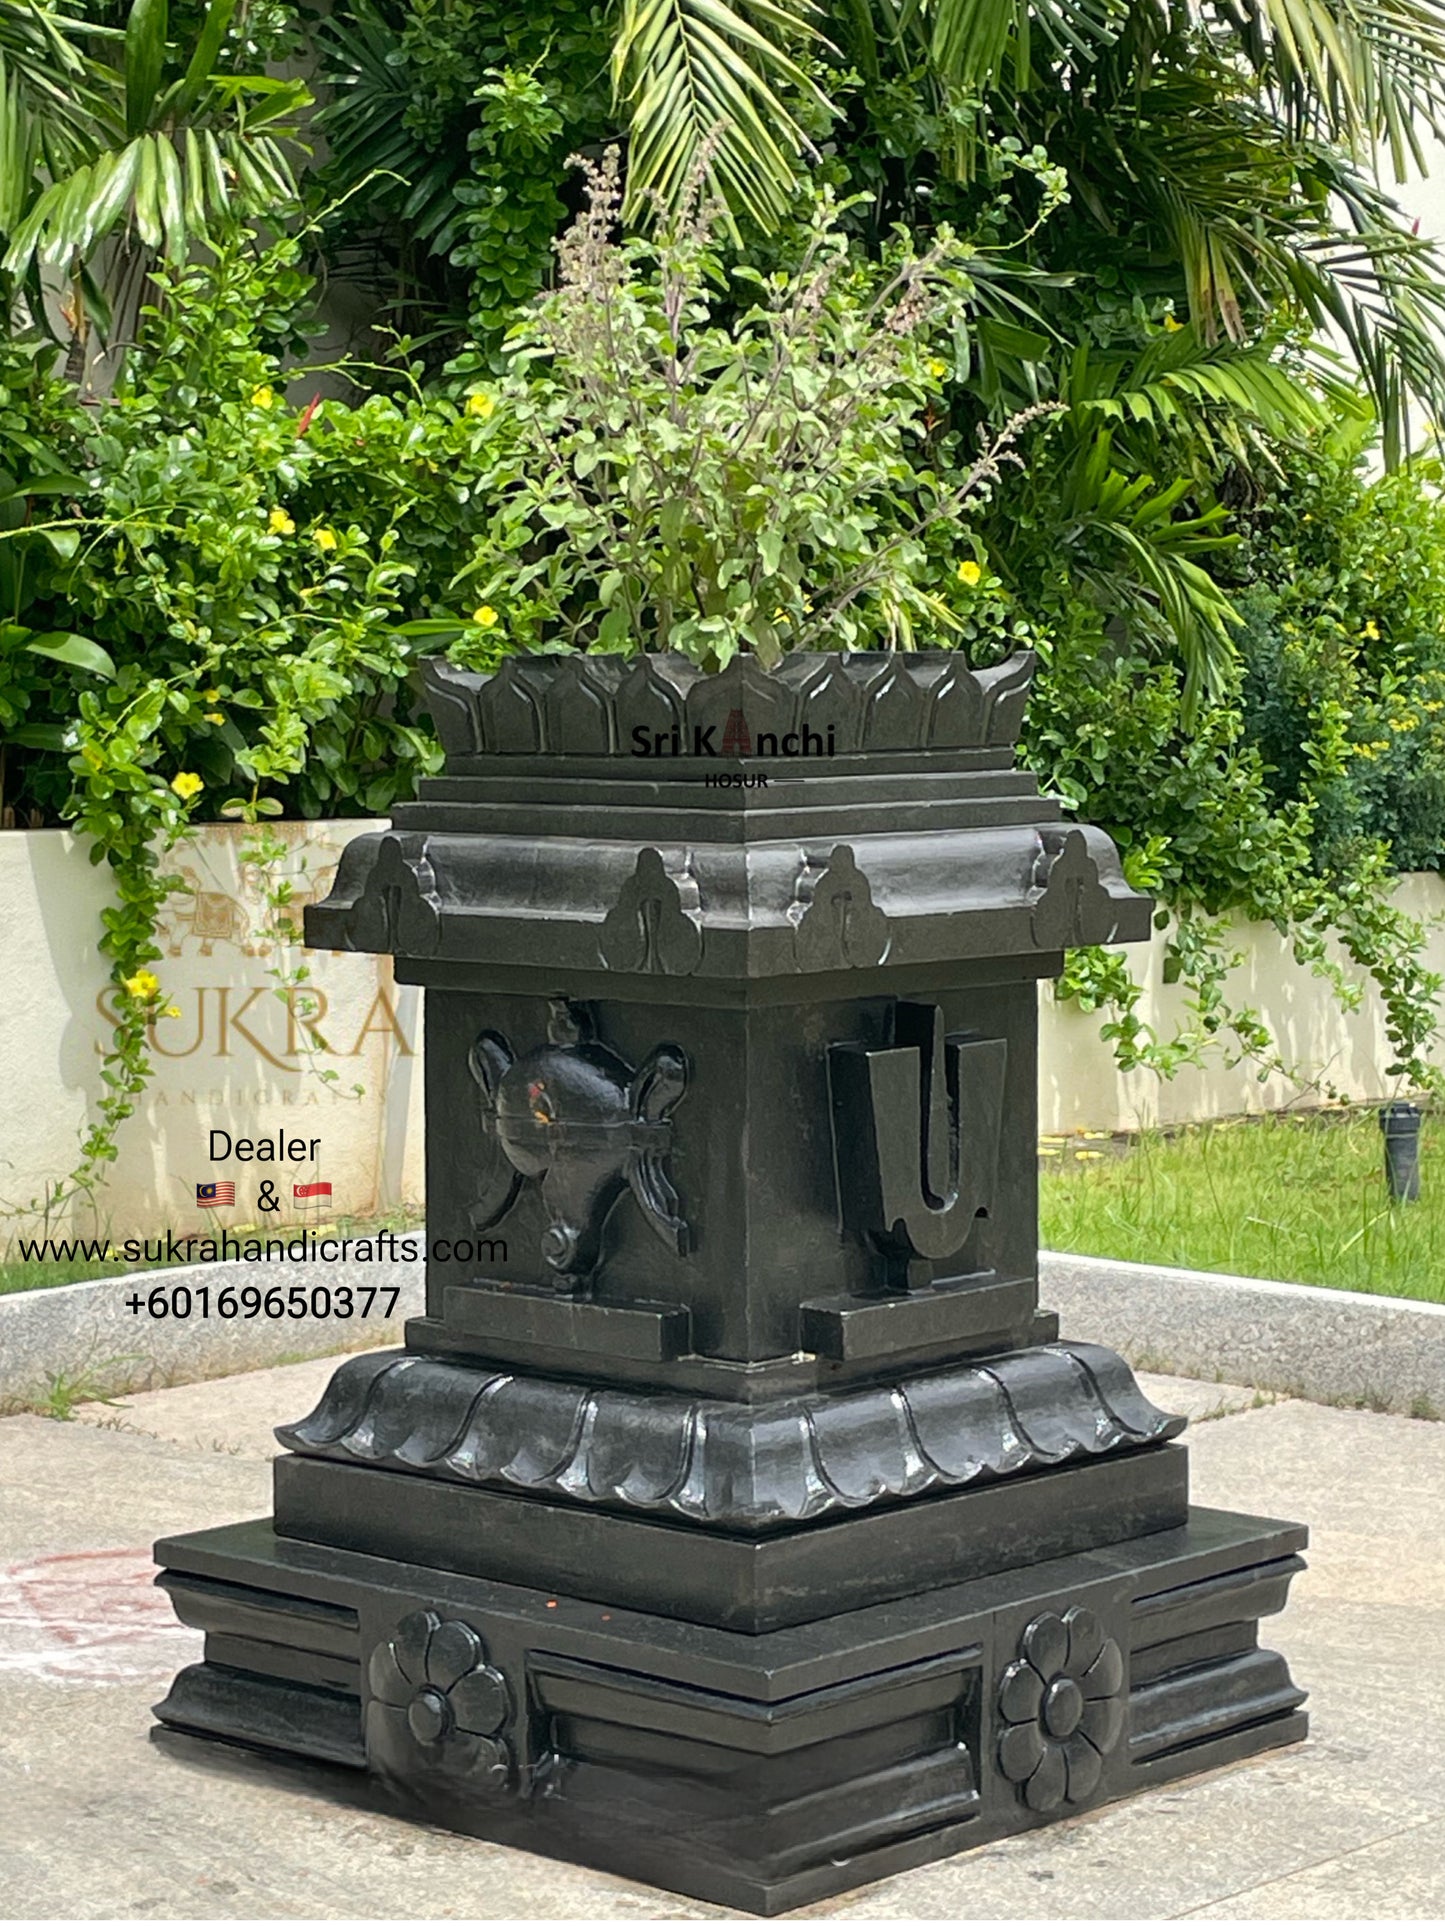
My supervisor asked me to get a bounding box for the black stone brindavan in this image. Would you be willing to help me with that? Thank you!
[152,650,1307,1914]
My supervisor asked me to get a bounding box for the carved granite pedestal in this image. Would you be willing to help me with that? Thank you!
[153,651,1306,1914]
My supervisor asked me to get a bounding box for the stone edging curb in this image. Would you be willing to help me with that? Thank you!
[0,1248,425,1413]
[1041,1250,1445,1416]
[2,1245,1439,1416]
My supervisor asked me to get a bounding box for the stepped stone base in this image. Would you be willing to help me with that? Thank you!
[150,651,1307,1911]
[153,1505,1306,1915]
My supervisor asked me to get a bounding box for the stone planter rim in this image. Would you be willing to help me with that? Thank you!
[418,645,1041,762]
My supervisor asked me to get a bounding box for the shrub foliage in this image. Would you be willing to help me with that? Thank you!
[6,0,1445,1212]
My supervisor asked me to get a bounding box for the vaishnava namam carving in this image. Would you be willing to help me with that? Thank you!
[828,1001,1006,1290]
[1029,828,1119,949]
[367,1611,514,1797]
[790,844,890,969]
[996,1607,1125,1812]
[346,832,442,956]
[468,997,689,1293]
[598,846,704,974]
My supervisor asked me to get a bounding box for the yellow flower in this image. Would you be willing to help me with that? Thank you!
[123,970,161,1001]
[465,392,496,419]
[203,688,221,701]
[170,771,204,801]
[927,357,948,379]
[165,1005,182,1019]
[251,384,275,409]
[268,507,296,536]
[1162,314,1183,332]
[956,559,983,587]
[472,604,499,628]
[313,526,338,552]
[203,711,224,724]
[1363,620,1381,640]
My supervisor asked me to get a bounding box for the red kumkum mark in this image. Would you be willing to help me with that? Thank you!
[0,1549,201,1684]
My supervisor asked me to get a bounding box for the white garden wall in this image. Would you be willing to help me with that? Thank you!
[1039,873,1445,1133]
[0,824,423,1241]
[1,827,1440,1238]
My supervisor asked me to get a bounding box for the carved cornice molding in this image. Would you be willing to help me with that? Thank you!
[277,1340,1184,1532]
[304,821,1149,970]
[302,653,1156,971]
[1029,828,1121,950]
[422,650,1038,761]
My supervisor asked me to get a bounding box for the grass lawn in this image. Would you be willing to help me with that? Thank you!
[0,1250,150,1296]
[1041,1108,1445,1303]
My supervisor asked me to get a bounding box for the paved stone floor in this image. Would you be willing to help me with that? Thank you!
[1,1356,1440,1920]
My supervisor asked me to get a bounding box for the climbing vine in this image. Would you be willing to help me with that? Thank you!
[237,813,365,1104]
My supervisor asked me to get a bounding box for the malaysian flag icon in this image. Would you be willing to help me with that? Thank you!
[196,1181,235,1208]
[294,1181,332,1205]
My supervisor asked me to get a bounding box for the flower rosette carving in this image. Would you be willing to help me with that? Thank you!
[997,1607,1124,1811]
[366,1610,512,1795]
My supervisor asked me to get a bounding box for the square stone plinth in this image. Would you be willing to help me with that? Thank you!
[154,1504,1306,1915]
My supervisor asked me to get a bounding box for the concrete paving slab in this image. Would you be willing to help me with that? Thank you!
[71,1354,349,1460]
[1178,1821,1445,1919]
[1,1366,1442,1921]
[0,1416,269,1559]
[1134,1372,1281,1423]
[2,1678,724,1921]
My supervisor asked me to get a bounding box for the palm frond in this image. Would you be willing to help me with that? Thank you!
[1286,147,1445,460]
[928,0,1122,88]
[314,0,474,254]
[2,101,306,279]
[0,2,105,171]
[1063,332,1326,450]
[1057,58,1445,452]
[1054,430,1241,713]
[612,0,831,229]
[1221,0,1445,165]
[0,0,308,286]
[0,54,39,237]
